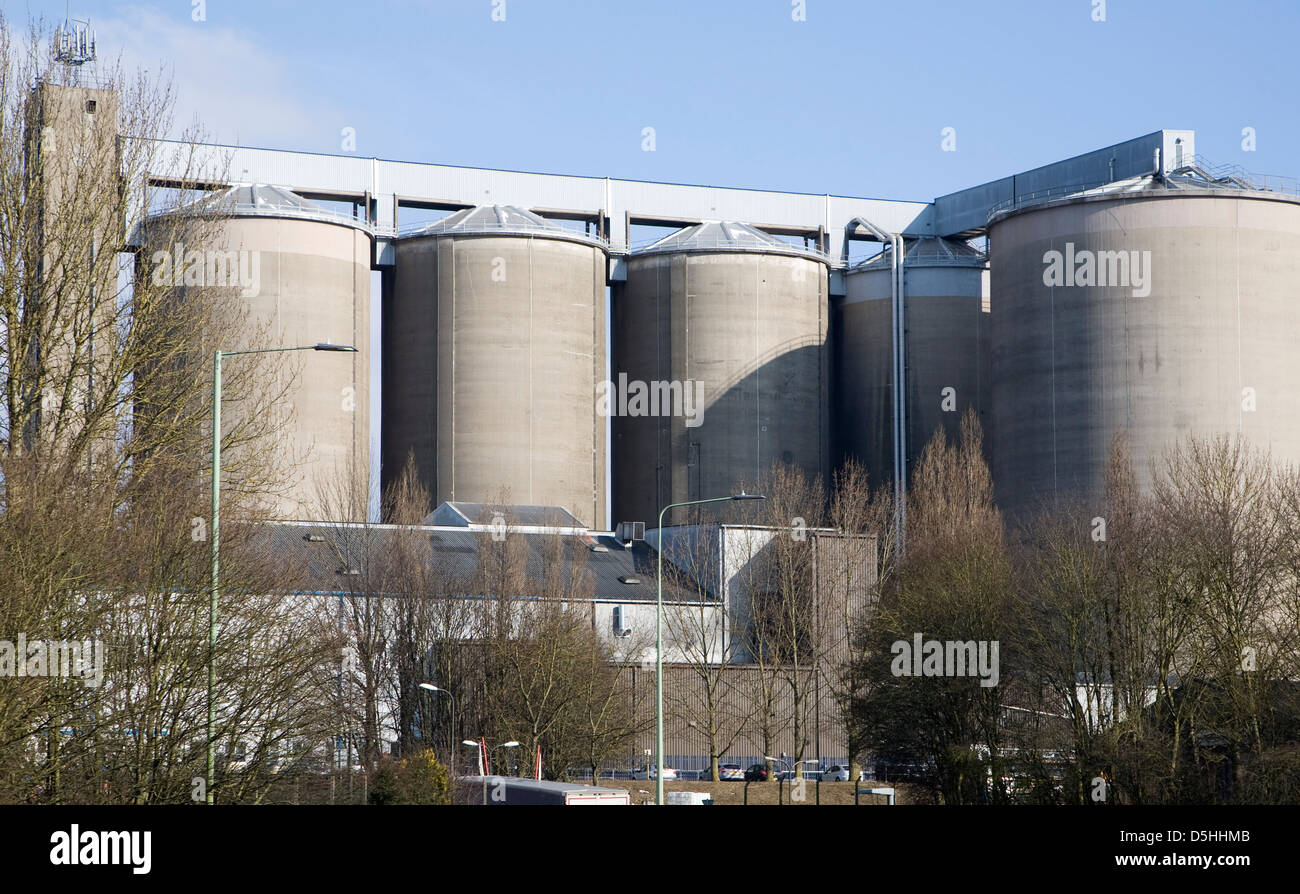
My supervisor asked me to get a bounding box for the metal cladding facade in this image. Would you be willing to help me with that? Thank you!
[146,186,371,522]
[385,205,607,528]
[988,175,1300,520]
[612,222,830,526]
[836,237,989,491]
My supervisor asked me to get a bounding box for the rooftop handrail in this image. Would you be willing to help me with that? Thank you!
[393,218,608,242]
[986,160,1300,223]
[1175,154,1300,195]
[151,197,376,231]
[628,234,828,259]
[32,73,116,91]
[985,179,1114,221]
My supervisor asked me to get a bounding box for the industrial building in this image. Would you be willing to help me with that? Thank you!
[31,70,1300,602]
[261,504,874,774]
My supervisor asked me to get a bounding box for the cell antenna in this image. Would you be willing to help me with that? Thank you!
[54,10,97,85]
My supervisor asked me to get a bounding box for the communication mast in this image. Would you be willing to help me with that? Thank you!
[53,12,97,85]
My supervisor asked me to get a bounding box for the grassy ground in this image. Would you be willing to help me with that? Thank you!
[594,778,925,805]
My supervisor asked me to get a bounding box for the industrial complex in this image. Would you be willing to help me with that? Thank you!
[22,58,1300,783]
[126,121,1300,528]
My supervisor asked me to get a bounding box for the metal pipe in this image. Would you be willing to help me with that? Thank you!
[891,236,900,547]
[846,217,907,553]
[894,233,907,553]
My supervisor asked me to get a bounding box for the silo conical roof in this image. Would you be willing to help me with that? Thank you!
[989,163,1300,226]
[634,220,826,262]
[401,204,606,247]
[152,183,369,230]
[853,235,986,270]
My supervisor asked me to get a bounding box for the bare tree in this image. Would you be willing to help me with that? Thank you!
[821,459,891,782]
[0,13,328,804]
[852,412,1015,804]
[658,525,755,781]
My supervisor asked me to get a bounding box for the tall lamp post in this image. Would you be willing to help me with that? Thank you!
[418,682,457,776]
[655,492,765,806]
[208,342,356,805]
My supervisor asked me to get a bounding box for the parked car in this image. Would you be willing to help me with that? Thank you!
[777,767,823,781]
[718,763,745,781]
[743,764,769,781]
[631,765,678,780]
[822,764,864,782]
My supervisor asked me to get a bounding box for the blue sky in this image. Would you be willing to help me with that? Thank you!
[18,0,1300,201]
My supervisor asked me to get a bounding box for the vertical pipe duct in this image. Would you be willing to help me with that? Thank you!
[845,217,907,554]
[891,233,907,554]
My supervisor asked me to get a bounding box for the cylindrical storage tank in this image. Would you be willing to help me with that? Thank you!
[612,221,829,526]
[384,205,607,527]
[836,237,989,492]
[143,184,371,522]
[989,173,1300,520]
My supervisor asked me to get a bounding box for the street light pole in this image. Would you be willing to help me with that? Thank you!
[464,739,518,804]
[655,492,765,806]
[208,351,220,806]
[208,342,356,805]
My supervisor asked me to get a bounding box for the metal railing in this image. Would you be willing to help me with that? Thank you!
[221,200,371,228]
[152,196,372,231]
[33,73,116,91]
[628,235,829,260]
[1175,154,1300,196]
[985,179,1116,221]
[986,156,1300,224]
[394,219,607,243]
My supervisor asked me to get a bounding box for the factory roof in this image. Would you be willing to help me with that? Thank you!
[400,204,607,248]
[253,515,712,604]
[633,220,827,262]
[427,502,586,529]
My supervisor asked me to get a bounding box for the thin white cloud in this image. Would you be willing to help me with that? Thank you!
[92,4,335,148]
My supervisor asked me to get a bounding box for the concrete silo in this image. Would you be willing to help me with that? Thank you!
[836,236,989,492]
[612,221,829,526]
[145,185,371,521]
[988,170,1300,519]
[384,205,608,527]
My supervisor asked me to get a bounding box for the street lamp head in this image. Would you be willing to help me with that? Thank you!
[731,492,766,501]
[418,683,440,692]
[313,342,358,352]
[502,741,520,748]
[461,740,479,747]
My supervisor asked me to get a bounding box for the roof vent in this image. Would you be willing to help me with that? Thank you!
[616,521,646,544]
[618,575,641,586]
[303,534,325,543]
[612,605,632,637]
